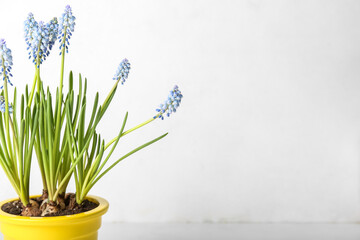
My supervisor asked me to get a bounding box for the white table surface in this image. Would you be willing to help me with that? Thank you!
[98,223,360,240]
[2,223,360,240]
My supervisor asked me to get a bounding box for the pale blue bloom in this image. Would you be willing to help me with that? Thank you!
[155,85,183,120]
[0,96,13,114]
[24,13,38,53]
[113,59,131,84]
[58,5,75,55]
[48,18,59,51]
[24,13,58,67]
[0,39,13,87]
[31,21,50,67]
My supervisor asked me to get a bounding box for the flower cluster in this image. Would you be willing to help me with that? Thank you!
[33,21,50,66]
[113,59,131,84]
[24,13,37,51]
[24,14,59,67]
[0,39,13,87]
[155,85,183,120]
[48,18,59,51]
[58,5,75,55]
[0,96,12,113]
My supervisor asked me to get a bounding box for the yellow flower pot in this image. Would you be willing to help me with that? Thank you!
[0,195,109,240]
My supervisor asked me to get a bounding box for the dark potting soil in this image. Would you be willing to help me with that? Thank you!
[1,200,22,215]
[44,199,98,217]
[1,195,98,217]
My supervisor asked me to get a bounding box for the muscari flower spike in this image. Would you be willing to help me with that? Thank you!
[24,13,59,67]
[24,13,38,51]
[155,85,183,120]
[31,21,50,66]
[0,39,13,88]
[58,5,76,55]
[48,17,59,51]
[113,59,131,84]
[0,96,13,114]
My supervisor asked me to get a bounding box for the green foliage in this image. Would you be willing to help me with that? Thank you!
[0,87,39,206]
[0,6,179,208]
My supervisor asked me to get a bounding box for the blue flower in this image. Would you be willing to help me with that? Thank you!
[24,13,38,53]
[48,18,59,51]
[24,13,58,67]
[155,85,183,120]
[31,21,51,67]
[0,39,13,87]
[0,96,13,114]
[112,59,131,84]
[58,5,75,55]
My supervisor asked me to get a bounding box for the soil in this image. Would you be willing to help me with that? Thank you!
[1,193,98,217]
[1,200,22,215]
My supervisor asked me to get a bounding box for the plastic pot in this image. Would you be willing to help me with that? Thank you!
[0,195,109,240]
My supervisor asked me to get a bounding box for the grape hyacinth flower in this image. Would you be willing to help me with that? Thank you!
[31,21,50,67]
[24,13,38,53]
[113,59,131,84]
[0,96,12,114]
[58,5,75,55]
[0,39,13,87]
[48,18,59,51]
[24,14,58,67]
[155,85,183,120]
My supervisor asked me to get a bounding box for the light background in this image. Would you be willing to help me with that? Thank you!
[0,0,359,223]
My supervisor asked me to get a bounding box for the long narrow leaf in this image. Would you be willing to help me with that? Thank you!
[90,112,128,182]
[90,133,168,191]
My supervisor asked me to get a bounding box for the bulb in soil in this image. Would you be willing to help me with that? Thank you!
[41,202,59,216]
[57,196,66,210]
[21,200,41,216]
[65,193,77,210]
[38,189,48,201]
[40,198,48,212]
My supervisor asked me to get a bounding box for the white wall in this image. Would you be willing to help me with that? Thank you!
[0,0,359,223]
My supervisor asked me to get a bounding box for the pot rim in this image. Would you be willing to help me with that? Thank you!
[0,195,109,224]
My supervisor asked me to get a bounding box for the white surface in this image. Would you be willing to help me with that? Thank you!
[0,0,358,223]
[99,223,360,240]
[1,223,360,240]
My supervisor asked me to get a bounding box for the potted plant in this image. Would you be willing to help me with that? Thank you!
[0,5,183,240]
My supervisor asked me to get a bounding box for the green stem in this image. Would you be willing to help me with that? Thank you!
[104,115,157,150]
[27,69,38,107]
[30,56,46,191]
[50,31,66,200]
[35,50,41,94]
[54,35,66,146]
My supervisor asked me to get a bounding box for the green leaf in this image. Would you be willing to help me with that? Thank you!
[89,132,168,193]
[25,85,29,105]
[84,92,99,141]
[90,112,128,183]
[69,71,73,92]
